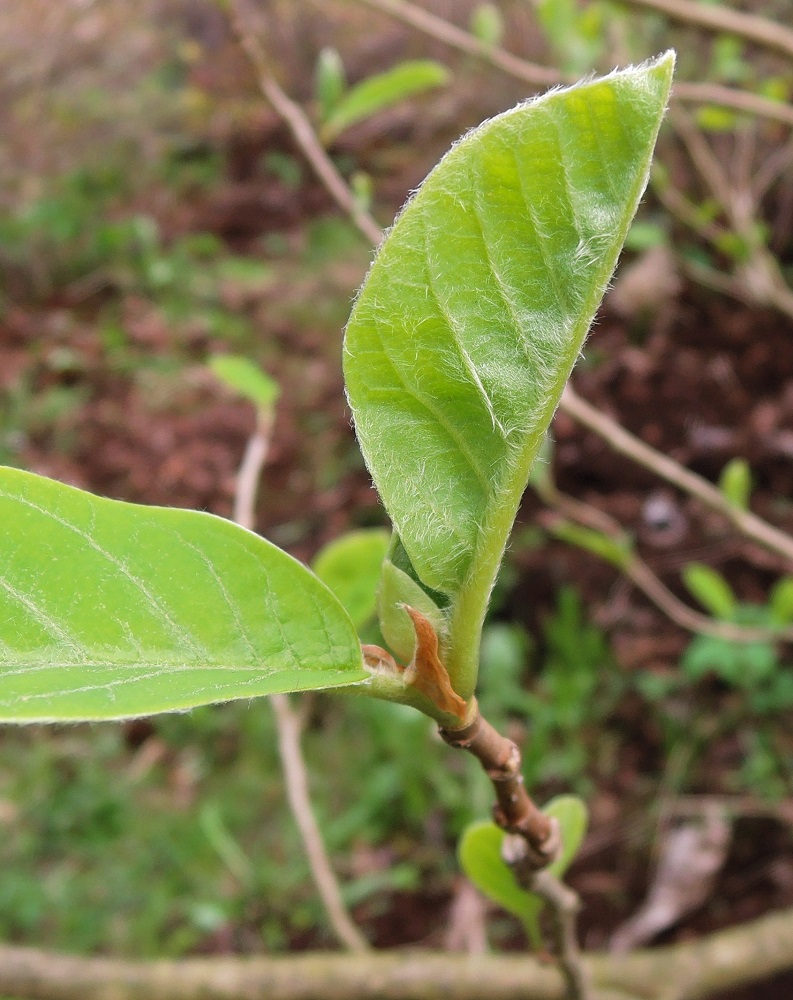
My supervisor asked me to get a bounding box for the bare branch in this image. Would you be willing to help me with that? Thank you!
[226,0,383,247]
[503,835,593,1000]
[270,691,370,952]
[228,403,368,952]
[348,0,793,129]
[345,0,565,89]
[672,81,793,130]
[614,0,793,62]
[560,386,793,566]
[538,490,793,644]
[3,904,793,1000]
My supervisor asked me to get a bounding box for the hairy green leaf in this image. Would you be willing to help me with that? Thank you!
[458,795,588,946]
[321,60,450,144]
[0,468,365,722]
[312,528,390,631]
[345,54,674,698]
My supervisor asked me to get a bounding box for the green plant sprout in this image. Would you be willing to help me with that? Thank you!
[0,55,674,949]
[681,563,793,711]
[314,49,450,146]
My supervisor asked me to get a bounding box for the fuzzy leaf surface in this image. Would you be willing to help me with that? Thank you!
[345,54,674,698]
[0,468,365,722]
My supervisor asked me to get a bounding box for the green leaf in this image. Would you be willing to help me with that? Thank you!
[344,53,674,700]
[718,457,752,510]
[682,563,737,620]
[312,528,390,631]
[470,4,504,46]
[770,576,793,626]
[0,468,366,722]
[321,60,450,144]
[208,355,279,412]
[377,550,446,662]
[459,795,588,946]
[548,520,633,569]
[315,47,347,123]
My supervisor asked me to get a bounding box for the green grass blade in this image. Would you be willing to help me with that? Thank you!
[0,468,365,722]
[345,54,674,699]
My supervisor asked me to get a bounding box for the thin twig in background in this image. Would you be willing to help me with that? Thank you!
[537,484,793,644]
[665,106,793,319]
[226,0,383,247]
[231,409,368,952]
[560,386,793,565]
[348,0,793,129]
[269,691,370,952]
[668,107,739,229]
[672,81,793,130]
[343,0,566,88]
[503,832,594,1000]
[615,0,793,63]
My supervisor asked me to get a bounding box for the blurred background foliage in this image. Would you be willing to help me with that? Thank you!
[0,0,792,963]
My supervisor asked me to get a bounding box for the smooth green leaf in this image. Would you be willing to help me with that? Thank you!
[315,47,347,123]
[312,528,390,631]
[459,795,588,945]
[718,457,752,510]
[470,4,504,46]
[682,563,737,620]
[321,60,450,144]
[208,355,280,412]
[548,519,633,569]
[770,576,793,626]
[345,55,674,699]
[0,467,365,722]
[377,555,445,662]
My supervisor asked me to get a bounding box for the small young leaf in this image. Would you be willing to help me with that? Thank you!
[470,4,504,46]
[769,576,793,626]
[718,457,752,511]
[321,60,450,144]
[377,558,445,662]
[208,355,279,412]
[459,795,588,945]
[315,47,347,123]
[0,468,365,722]
[345,54,675,699]
[682,563,737,620]
[312,528,390,631]
[548,520,633,569]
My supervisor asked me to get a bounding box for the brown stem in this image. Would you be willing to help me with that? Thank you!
[560,386,793,566]
[347,0,793,129]
[226,400,367,951]
[226,0,383,247]
[440,706,560,865]
[503,833,593,1000]
[615,0,793,62]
